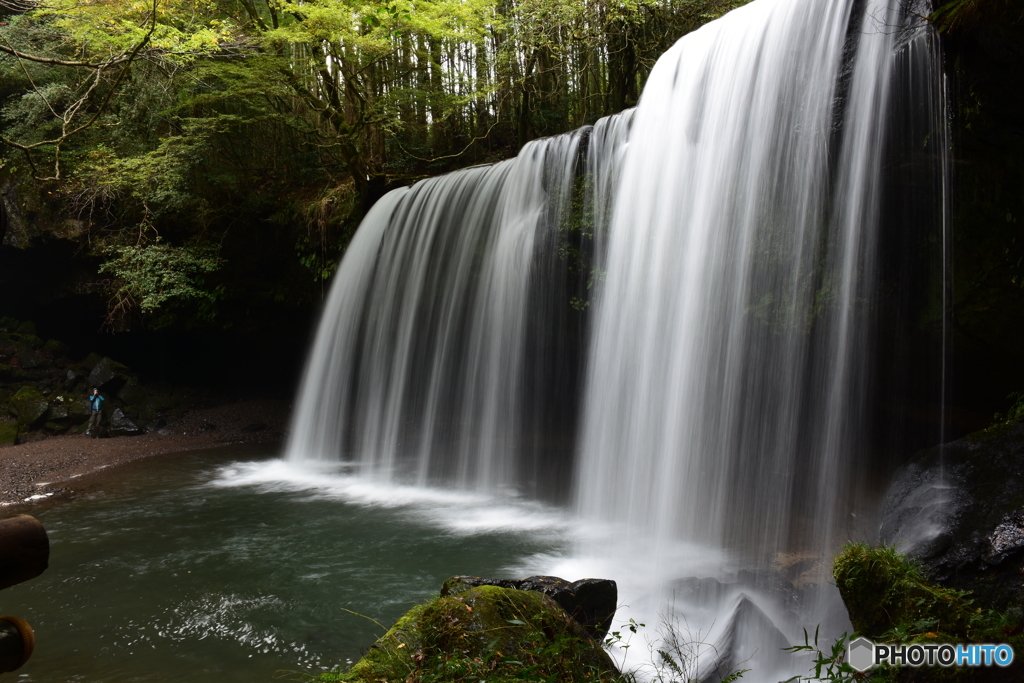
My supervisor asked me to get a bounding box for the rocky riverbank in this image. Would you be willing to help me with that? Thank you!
[1,314,295,507]
[0,398,289,508]
[0,316,210,445]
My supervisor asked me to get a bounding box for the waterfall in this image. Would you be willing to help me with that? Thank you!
[579,0,872,567]
[286,0,948,678]
[285,131,595,496]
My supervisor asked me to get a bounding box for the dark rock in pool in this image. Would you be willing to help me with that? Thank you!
[879,418,1024,609]
[441,574,617,639]
[109,408,143,436]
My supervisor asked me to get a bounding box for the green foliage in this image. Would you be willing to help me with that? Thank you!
[808,544,1024,682]
[98,237,223,329]
[783,628,860,683]
[833,544,975,641]
[640,613,748,683]
[1,0,753,332]
[925,0,1017,34]
[963,390,1024,442]
[992,391,1024,424]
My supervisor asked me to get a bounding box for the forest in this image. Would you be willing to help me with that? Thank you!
[0,0,747,382]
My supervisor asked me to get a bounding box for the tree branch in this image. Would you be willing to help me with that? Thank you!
[0,0,160,175]
[0,41,133,69]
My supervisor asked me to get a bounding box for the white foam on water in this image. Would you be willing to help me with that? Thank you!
[209,459,572,538]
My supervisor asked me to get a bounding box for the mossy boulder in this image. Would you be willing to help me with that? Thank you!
[0,365,29,383]
[44,392,82,424]
[0,419,17,446]
[441,575,618,640]
[41,339,69,358]
[43,421,68,434]
[323,585,620,683]
[87,357,129,393]
[833,544,974,639]
[12,334,43,350]
[16,344,44,369]
[117,377,149,407]
[9,386,49,428]
[834,545,1024,682]
[65,395,91,424]
[45,403,68,421]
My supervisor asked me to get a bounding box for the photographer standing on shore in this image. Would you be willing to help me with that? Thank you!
[86,388,104,437]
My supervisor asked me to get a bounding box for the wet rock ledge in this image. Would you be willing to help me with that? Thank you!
[879,415,1024,611]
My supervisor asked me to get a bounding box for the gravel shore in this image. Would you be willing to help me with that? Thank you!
[0,399,289,508]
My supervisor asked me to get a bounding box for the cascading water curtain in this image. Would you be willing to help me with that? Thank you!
[574,0,949,677]
[285,132,592,495]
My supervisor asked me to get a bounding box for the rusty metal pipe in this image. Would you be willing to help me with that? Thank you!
[0,514,49,672]
[0,515,49,592]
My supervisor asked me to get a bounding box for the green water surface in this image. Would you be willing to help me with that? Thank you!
[2,446,564,682]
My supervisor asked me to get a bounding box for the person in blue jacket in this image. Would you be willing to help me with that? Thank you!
[86,388,105,437]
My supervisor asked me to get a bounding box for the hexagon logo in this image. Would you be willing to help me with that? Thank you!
[847,636,876,672]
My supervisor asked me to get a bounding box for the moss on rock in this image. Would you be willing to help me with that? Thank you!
[41,339,70,358]
[0,419,18,446]
[834,544,1024,681]
[9,385,49,428]
[321,585,621,683]
[834,544,975,639]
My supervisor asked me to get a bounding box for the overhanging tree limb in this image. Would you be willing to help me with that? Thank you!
[0,0,160,177]
[0,42,129,69]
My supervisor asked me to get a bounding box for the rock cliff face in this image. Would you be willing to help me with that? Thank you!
[941,3,1024,430]
[879,418,1024,610]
